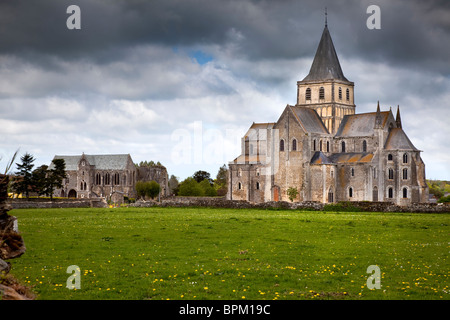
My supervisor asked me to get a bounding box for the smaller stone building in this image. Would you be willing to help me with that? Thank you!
[50,153,137,201]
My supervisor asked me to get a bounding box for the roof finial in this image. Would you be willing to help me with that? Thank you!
[325,7,328,27]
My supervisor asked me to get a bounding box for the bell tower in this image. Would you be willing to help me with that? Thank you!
[296,18,355,134]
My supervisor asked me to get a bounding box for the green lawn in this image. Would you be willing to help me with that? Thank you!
[6,207,450,300]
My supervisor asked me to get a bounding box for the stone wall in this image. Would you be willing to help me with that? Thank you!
[131,196,450,213]
[10,198,107,209]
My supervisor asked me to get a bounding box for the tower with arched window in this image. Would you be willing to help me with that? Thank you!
[295,24,355,134]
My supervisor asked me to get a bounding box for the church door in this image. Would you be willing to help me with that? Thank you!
[273,186,280,202]
[68,189,77,198]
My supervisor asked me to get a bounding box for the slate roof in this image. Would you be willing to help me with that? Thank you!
[384,128,418,151]
[302,25,349,82]
[50,154,132,171]
[290,106,329,134]
[335,111,390,137]
[310,152,374,165]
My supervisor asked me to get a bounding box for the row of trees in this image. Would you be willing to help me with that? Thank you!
[169,165,228,197]
[10,153,66,200]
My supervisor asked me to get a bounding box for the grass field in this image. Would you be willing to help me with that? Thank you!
[6,207,450,300]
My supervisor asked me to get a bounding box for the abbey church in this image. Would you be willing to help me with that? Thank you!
[227,23,428,205]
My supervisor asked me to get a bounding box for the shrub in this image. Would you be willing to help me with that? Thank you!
[178,177,204,196]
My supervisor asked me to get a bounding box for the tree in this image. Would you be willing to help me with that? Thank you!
[178,177,204,196]
[146,181,161,200]
[13,153,35,199]
[199,179,217,197]
[287,187,299,202]
[46,159,66,200]
[31,165,48,197]
[135,181,147,199]
[168,175,179,196]
[135,181,161,200]
[193,170,213,185]
[214,164,228,196]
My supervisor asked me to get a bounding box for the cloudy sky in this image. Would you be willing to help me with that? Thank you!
[0,0,449,181]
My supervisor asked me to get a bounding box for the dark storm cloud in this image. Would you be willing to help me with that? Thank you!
[1,0,449,74]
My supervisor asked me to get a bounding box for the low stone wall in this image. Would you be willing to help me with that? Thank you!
[10,198,107,209]
[9,196,449,213]
[131,197,450,213]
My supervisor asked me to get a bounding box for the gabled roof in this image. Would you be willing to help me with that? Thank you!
[290,106,329,134]
[50,154,132,171]
[335,111,390,137]
[231,155,265,165]
[384,128,418,151]
[302,25,349,82]
[244,122,275,141]
[310,151,332,164]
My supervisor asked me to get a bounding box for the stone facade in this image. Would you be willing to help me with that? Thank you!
[227,24,428,206]
[51,153,170,201]
[51,153,137,200]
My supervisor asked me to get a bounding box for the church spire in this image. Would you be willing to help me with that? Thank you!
[375,101,382,128]
[396,105,402,129]
[302,19,348,82]
[325,7,328,27]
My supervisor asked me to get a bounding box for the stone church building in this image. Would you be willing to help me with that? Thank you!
[227,24,428,206]
[50,153,169,201]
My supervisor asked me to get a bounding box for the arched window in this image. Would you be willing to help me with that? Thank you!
[341,141,346,153]
[113,173,120,185]
[388,154,393,161]
[313,140,316,151]
[403,153,408,164]
[326,141,330,152]
[95,173,101,185]
[80,182,84,190]
[256,182,260,190]
[338,87,342,100]
[403,187,408,198]
[123,174,127,185]
[84,182,87,191]
[363,140,367,152]
[105,173,110,185]
[280,139,285,152]
[319,140,323,151]
[351,168,355,177]
[403,168,408,180]
[319,87,325,100]
[388,187,393,199]
[373,187,378,202]
[305,88,311,100]
[346,88,350,101]
[292,139,297,151]
[238,182,242,190]
[349,187,353,198]
[328,188,334,203]
[388,168,394,180]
